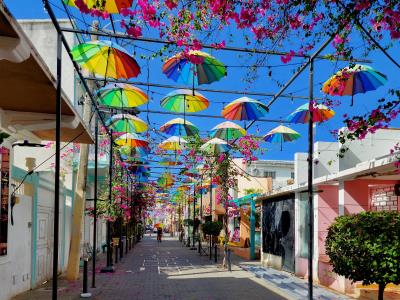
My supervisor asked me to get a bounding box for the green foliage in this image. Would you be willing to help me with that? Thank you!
[183,218,194,226]
[203,221,223,236]
[244,188,263,195]
[325,211,400,288]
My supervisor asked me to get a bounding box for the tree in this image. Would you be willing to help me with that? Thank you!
[325,211,400,300]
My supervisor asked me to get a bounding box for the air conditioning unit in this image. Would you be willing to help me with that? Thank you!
[252,168,260,176]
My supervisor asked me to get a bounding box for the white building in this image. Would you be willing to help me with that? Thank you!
[0,5,105,299]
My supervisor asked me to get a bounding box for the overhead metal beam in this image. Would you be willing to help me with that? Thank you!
[60,27,371,63]
[85,76,318,101]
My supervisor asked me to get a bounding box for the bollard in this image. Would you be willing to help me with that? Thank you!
[120,240,123,259]
[227,249,232,272]
[115,245,118,264]
[80,258,91,298]
[198,239,201,255]
[125,237,128,254]
[214,244,217,263]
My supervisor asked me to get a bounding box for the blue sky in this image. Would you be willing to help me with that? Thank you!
[6,0,400,170]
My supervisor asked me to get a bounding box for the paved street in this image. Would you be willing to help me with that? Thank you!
[14,235,287,300]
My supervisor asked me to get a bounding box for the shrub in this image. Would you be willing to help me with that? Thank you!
[325,211,400,300]
[203,221,223,236]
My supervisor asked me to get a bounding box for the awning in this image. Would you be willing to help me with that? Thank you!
[0,4,93,144]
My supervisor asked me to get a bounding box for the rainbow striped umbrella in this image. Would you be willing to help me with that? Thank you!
[264,125,301,150]
[96,84,148,108]
[160,118,199,136]
[222,97,268,120]
[106,114,148,133]
[161,89,209,113]
[287,103,335,124]
[210,121,246,140]
[322,64,387,106]
[115,133,148,148]
[119,145,149,159]
[200,138,231,154]
[71,40,140,79]
[158,136,188,151]
[162,50,226,85]
[158,158,182,166]
[63,0,133,13]
[158,172,174,188]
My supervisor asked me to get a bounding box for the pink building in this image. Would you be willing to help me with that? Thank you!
[259,128,400,298]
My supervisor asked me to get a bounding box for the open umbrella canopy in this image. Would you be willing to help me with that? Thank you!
[63,0,133,13]
[222,97,269,120]
[71,40,140,79]
[210,121,246,140]
[264,125,301,150]
[264,125,300,142]
[200,137,231,154]
[158,158,182,166]
[322,64,387,105]
[161,89,209,113]
[157,172,174,188]
[287,103,335,124]
[160,118,199,136]
[158,136,188,151]
[162,50,226,85]
[96,83,148,108]
[106,113,148,133]
[115,133,149,147]
[119,145,149,159]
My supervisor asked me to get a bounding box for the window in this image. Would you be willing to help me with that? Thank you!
[291,172,295,179]
[263,171,276,179]
[0,147,10,256]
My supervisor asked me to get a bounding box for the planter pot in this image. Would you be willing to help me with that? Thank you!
[112,237,120,247]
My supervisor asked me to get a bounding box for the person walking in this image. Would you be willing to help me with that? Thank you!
[157,226,163,243]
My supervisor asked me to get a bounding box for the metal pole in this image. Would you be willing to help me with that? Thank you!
[308,59,314,300]
[209,167,213,260]
[190,186,196,250]
[101,132,114,272]
[108,133,113,266]
[52,31,62,300]
[91,116,98,287]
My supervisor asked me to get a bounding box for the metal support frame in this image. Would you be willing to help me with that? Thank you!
[307,59,315,300]
[190,186,196,250]
[52,31,62,300]
[91,116,98,287]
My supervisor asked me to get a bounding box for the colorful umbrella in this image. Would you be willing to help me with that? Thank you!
[71,40,140,79]
[222,97,269,120]
[119,146,149,160]
[160,118,199,136]
[161,89,209,113]
[263,125,301,150]
[200,138,231,154]
[158,158,182,166]
[322,64,387,106]
[96,83,148,108]
[210,121,246,140]
[162,50,226,86]
[63,0,133,13]
[115,133,148,147]
[106,114,148,133]
[158,136,188,151]
[287,103,335,124]
[157,172,174,188]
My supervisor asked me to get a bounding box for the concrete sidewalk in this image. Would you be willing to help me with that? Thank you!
[240,264,350,300]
